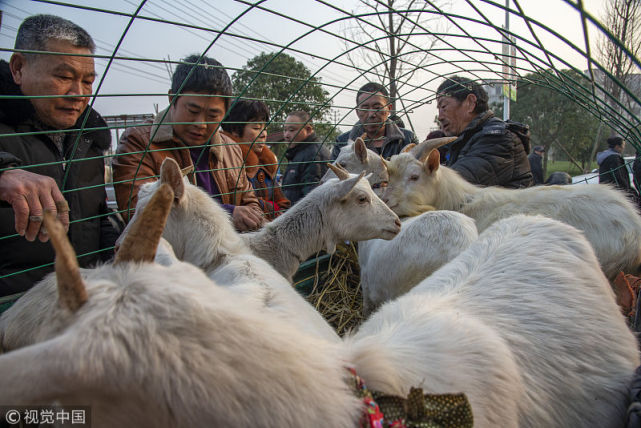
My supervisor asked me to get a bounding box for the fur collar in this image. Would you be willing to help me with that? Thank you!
[0,60,110,151]
[226,132,279,179]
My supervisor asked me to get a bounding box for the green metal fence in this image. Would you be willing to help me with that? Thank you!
[1,0,640,307]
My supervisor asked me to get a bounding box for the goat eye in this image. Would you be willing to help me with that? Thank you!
[358,196,368,204]
[409,175,419,181]
[338,162,346,168]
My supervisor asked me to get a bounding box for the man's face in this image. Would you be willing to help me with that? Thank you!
[356,92,391,137]
[283,115,311,143]
[169,92,226,147]
[437,94,477,137]
[10,39,95,130]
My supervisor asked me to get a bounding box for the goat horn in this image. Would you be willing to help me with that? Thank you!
[412,136,458,161]
[327,163,350,180]
[180,165,194,177]
[43,210,87,311]
[115,183,174,265]
[380,155,390,170]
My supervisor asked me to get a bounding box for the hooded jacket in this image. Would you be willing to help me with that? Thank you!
[445,111,533,188]
[331,120,417,160]
[597,148,635,194]
[282,133,330,204]
[0,60,116,297]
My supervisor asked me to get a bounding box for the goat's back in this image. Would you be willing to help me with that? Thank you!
[351,215,639,428]
[465,183,641,278]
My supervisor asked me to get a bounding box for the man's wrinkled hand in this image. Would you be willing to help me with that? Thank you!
[0,169,69,242]
[232,205,265,232]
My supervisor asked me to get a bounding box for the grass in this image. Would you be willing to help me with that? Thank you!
[545,160,596,177]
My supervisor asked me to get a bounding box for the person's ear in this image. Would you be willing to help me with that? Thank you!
[167,90,175,106]
[464,93,477,115]
[9,53,26,86]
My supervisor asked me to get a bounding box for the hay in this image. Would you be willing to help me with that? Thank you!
[306,242,363,336]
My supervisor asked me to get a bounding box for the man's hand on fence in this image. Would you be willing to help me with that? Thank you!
[232,205,265,232]
[0,169,70,242]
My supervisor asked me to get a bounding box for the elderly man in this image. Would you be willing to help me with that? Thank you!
[436,76,533,188]
[331,82,417,160]
[0,15,118,297]
[113,54,264,231]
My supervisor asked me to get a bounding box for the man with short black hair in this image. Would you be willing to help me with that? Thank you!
[114,54,264,232]
[436,76,533,188]
[282,110,330,204]
[0,15,118,297]
[331,82,417,160]
[597,136,636,198]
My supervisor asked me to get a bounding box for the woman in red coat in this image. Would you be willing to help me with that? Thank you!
[223,100,290,220]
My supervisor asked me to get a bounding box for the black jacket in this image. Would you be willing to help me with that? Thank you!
[0,60,117,297]
[282,133,330,204]
[446,112,533,188]
[528,152,544,185]
[331,120,418,160]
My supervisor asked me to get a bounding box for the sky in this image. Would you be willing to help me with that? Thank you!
[0,0,611,142]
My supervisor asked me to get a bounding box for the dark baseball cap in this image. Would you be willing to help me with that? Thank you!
[533,145,545,152]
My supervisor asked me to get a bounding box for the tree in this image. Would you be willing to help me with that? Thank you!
[342,0,449,119]
[596,0,641,139]
[232,52,336,145]
[506,70,602,172]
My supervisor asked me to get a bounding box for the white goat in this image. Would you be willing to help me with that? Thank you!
[359,210,478,313]
[347,214,640,428]
[383,143,641,279]
[321,137,390,196]
[242,163,401,281]
[2,210,636,427]
[0,200,362,428]
[125,159,340,343]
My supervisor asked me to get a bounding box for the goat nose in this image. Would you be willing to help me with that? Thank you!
[394,218,401,228]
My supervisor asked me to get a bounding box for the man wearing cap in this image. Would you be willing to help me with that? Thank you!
[528,145,545,185]
[436,75,533,188]
[597,136,637,200]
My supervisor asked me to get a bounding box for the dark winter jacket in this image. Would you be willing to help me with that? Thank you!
[445,111,533,188]
[528,152,544,185]
[597,148,635,194]
[0,60,117,297]
[282,133,330,204]
[331,120,418,160]
[634,151,641,193]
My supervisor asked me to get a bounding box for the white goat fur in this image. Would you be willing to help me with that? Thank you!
[130,170,339,343]
[1,215,638,427]
[359,210,478,312]
[347,215,640,427]
[0,260,362,428]
[321,138,389,196]
[242,174,400,281]
[384,149,641,279]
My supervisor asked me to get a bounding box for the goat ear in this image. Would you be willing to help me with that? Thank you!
[0,335,103,405]
[423,149,440,175]
[160,158,185,202]
[401,143,416,153]
[115,183,174,265]
[43,211,87,311]
[354,137,368,163]
[336,171,365,200]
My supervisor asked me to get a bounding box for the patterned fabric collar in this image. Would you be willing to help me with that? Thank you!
[346,368,474,428]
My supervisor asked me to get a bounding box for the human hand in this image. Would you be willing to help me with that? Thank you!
[0,169,69,242]
[232,205,265,231]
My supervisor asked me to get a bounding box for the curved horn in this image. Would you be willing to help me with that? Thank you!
[115,183,175,265]
[412,136,457,161]
[43,211,87,311]
[327,162,350,180]
[380,155,390,171]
